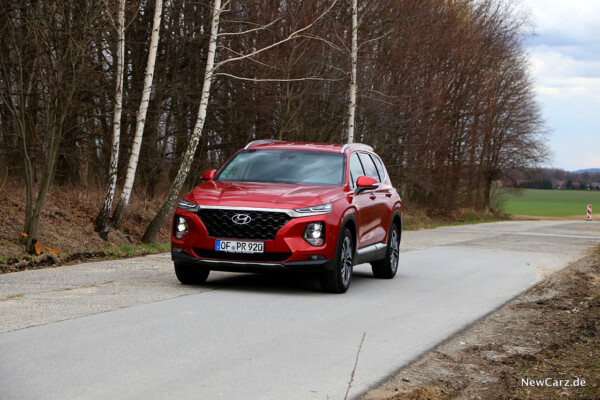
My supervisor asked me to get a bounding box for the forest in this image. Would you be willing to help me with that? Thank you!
[0,0,547,251]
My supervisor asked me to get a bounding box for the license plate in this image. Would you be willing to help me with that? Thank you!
[215,240,264,254]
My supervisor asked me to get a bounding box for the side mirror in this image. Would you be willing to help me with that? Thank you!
[355,175,378,194]
[201,169,216,181]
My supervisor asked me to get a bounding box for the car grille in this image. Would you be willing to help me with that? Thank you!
[194,248,291,262]
[196,209,291,240]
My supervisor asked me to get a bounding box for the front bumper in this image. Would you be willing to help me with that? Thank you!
[172,250,334,273]
[172,206,342,271]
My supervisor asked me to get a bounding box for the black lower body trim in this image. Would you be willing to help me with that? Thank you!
[172,251,334,273]
[193,248,291,262]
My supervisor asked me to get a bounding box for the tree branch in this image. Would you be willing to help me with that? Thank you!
[358,28,394,50]
[217,46,277,70]
[298,33,346,53]
[218,17,281,36]
[212,0,339,70]
[213,72,344,82]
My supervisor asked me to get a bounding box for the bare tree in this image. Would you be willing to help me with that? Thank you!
[95,0,126,240]
[347,0,358,143]
[109,0,163,232]
[142,0,340,243]
[0,0,550,248]
[0,1,104,251]
[141,0,222,243]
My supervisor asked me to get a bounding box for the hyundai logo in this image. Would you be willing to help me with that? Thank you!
[232,213,252,225]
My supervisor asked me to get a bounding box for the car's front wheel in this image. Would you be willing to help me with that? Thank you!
[174,263,210,284]
[371,223,400,279]
[319,228,353,293]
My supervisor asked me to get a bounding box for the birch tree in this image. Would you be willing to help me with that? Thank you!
[95,0,125,240]
[347,0,358,143]
[109,0,163,231]
[141,0,339,243]
[141,0,221,243]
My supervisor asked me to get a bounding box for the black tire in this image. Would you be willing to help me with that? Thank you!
[174,263,210,284]
[371,223,400,279]
[319,228,354,293]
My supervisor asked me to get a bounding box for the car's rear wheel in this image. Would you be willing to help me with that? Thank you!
[174,263,210,284]
[319,228,353,293]
[371,223,400,279]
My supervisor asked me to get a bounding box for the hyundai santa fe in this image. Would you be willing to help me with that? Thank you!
[171,140,402,293]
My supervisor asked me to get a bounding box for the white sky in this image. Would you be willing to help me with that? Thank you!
[519,0,600,171]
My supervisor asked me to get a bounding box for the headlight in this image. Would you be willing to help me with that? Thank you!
[178,199,199,212]
[174,216,189,239]
[303,222,325,246]
[293,203,332,216]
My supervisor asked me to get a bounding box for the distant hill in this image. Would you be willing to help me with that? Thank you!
[572,168,600,174]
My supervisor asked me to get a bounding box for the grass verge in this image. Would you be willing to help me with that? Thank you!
[402,207,509,230]
[0,243,170,274]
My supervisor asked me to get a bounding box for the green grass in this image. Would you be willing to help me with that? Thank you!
[499,189,600,217]
[1,243,170,265]
[100,243,170,257]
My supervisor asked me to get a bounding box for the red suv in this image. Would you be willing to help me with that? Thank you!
[171,140,402,293]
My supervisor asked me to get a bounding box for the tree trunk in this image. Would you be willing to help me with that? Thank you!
[141,0,221,244]
[95,0,125,239]
[111,0,163,230]
[346,0,358,143]
[24,71,76,252]
[25,126,62,252]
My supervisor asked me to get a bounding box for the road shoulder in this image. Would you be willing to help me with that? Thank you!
[361,252,600,400]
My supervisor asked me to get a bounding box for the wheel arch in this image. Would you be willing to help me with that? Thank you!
[340,213,357,254]
[391,210,402,236]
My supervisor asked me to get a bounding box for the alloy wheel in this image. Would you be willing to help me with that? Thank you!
[341,236,353,286]
[389,229,399,273]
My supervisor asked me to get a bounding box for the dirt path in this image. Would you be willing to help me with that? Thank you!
[362,252,600,400]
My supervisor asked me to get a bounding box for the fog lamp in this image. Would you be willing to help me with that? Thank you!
[303,222,325,246]
[174,215,189,239]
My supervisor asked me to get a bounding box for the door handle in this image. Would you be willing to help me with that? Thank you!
[369,195,376,200]
[385,193,392,197]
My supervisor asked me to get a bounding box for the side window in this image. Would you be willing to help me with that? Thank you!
[349,153,365,188]
[358,152,381,182]
[370,154,386,182]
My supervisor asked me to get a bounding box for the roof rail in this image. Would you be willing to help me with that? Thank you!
[340,143,374,153]
[244,139,286,149]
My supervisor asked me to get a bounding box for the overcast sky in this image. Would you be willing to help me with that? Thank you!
[518,0,600,171]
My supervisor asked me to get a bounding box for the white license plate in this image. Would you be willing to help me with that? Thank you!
[215,240,264,254]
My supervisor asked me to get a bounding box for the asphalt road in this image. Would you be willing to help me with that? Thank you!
[1,220,599,400]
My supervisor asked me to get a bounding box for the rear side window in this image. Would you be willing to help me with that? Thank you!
[349,153,365,188]
[358,152,381,182]
[370,154,386,181]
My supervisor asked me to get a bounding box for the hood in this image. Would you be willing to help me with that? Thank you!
[190,180,342,208]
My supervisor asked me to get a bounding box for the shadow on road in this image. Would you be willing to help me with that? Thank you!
[181,268,392,295]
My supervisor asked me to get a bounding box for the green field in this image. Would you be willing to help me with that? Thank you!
[499,189,600,217]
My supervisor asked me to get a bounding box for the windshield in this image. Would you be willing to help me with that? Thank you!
[216,149,345,185]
